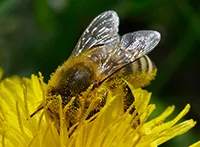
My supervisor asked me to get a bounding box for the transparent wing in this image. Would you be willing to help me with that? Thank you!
[87,30,161,82]
[120,30,161,59]
[72,10,120,57]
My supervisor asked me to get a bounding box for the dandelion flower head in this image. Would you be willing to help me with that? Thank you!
[0,69,198,147]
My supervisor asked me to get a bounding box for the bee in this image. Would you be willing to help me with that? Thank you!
[31,10,160,130]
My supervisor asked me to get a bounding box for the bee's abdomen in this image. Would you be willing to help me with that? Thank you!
[121,55,154,75]
[119,55,156,89]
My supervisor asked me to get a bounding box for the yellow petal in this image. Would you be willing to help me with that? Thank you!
[189,140,200,147]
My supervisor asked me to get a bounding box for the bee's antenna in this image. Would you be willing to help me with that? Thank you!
[30,106,44,118]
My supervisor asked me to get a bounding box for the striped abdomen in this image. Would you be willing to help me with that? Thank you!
[121,55,154,75]
[119,55,157,89]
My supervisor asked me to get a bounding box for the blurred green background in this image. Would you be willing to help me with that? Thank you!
[0,0,199,146]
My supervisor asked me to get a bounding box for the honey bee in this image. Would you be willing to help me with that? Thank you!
[31,10,161,130]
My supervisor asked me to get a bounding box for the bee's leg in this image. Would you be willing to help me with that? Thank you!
[123,83,136,114]
[123,83,141,128]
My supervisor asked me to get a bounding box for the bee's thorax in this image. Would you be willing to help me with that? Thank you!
[48,63,95,104]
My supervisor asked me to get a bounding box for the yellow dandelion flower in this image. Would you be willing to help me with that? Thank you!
[0,68,198,147]
[190,140,200,147]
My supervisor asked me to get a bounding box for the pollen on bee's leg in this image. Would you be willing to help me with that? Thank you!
[122,81,141,128]
[123,82,136,114]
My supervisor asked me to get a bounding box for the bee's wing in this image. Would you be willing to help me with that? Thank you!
[72,10,120,57]
[88,30,161,82]
[120,30,161,58]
